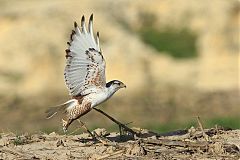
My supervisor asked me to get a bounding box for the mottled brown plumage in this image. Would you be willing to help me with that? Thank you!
[62,100,92,132]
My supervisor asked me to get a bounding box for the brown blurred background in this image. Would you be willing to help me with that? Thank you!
[0,0,239,134]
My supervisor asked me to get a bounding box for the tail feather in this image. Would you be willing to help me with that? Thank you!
[45,100,77,119]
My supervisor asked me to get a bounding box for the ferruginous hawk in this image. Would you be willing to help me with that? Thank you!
[46,14,126,132]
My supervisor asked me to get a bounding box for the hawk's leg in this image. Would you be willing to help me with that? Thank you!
[62,118,72,133]
[119,125,123,137]
[77,119,96,139]
[93,108,138,137]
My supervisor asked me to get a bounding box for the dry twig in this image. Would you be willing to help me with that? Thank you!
[95,150,124,160]
[93,108,139,136]
[77,119,96,139]
[92,131,116,146]
[196,116,209,141]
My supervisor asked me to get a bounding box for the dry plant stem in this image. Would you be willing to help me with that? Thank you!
[77,119,96,139]
[196,116,209,141]
[77,120,113,145]
[93,108,139,136]
[92,131,113,146]
[96,150,124,160]
[76,119,117,146]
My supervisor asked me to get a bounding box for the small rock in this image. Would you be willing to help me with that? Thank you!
[209,142,224,154]
[188,126,196,134]
[0,137,10,146]
[150,135,157,140]
[49,132,57,136]
[106,146,117,153]
[79,132,91,139]
[92,128,108,137]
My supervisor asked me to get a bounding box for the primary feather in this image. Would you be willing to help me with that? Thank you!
[64,14,106,97]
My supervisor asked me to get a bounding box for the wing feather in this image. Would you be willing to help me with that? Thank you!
[64,15,105,96]
[96,32,100,50]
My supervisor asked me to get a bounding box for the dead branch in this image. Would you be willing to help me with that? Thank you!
[196,116,209,141]
[93,108,139,136]
[92,131,117,146]
[95,150,124,160]
[77,119,96,139]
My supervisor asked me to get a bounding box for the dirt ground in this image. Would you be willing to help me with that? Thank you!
[0,127,239,160]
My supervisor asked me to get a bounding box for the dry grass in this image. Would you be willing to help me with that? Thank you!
[0,126,239,159]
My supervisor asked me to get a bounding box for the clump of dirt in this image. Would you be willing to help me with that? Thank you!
[0,127,239,159]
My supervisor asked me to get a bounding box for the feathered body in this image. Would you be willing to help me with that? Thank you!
[46,15,126,132]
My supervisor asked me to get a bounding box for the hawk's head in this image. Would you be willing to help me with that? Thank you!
[106,80,126,91]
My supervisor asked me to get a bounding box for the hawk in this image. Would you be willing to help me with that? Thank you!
[46,14,126,132]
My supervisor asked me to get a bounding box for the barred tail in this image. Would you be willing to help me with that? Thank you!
[45,99,77,119]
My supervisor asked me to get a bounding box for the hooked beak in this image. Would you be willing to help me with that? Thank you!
[120,83,126,88]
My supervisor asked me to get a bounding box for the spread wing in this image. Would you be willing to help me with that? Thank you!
[64,14,106,96]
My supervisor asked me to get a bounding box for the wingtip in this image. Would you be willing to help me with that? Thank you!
[81,15,85,23]
[70,30,76,40]
[90,14,93,21]
[65,49,70,53]
[96,31,100,48]
[74,21,78,28]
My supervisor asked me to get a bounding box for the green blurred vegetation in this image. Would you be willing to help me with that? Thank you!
[13,135,25,145]
[147,117,240,133]
[139,28,198,58]
[206,117,240,129]
[115,11,198,58]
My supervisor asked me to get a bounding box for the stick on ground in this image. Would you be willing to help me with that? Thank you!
[93,108,139,136]
[96,150,124,160]
[77,119,96,139]
[196,116,209,141]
